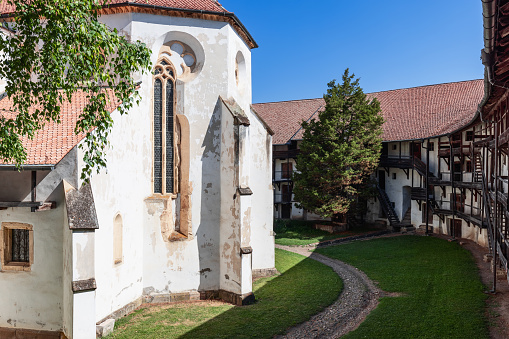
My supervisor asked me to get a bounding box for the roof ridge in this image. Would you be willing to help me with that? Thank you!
[254,79,484,105]
[367,79,483,95]
[253,97,324,105]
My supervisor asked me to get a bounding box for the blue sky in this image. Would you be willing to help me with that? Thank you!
[219,0,484,103]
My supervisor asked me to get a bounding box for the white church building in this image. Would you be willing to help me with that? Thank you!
[0,1,275,338]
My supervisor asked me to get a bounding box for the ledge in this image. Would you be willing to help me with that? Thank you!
[238,187,253,196]
[72,278,97,292]
[0,201,56,211]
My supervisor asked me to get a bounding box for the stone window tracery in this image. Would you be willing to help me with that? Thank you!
[153,58,176,194]
[151,45,192,241]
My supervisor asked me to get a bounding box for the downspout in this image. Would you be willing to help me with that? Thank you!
[481,0,499,294]
[480,0,497,122]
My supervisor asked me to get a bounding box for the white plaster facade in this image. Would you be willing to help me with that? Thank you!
[0,6,274,338]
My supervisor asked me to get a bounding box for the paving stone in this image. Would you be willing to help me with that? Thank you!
[275,242,383,338]
[96,319,115,338]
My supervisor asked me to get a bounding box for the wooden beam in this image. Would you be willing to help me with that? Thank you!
[0,202,42,208]
[0,201,56,210]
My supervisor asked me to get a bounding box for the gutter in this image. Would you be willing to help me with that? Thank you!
[0,164,55,171]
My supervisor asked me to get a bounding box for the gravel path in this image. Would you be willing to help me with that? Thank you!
[275,244,383,338]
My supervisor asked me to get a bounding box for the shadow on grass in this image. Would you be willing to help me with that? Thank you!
[274,219,380,246]
[109,249,342,339]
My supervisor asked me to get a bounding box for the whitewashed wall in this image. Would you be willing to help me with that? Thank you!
[87,11,274,322]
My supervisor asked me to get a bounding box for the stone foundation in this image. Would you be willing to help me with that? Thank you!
[314,223,348,234]
[252,267,279,279]
[0,327,65,339]
[200,289,255,306]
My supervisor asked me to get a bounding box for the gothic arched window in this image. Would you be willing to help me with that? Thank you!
[153,59,176,194]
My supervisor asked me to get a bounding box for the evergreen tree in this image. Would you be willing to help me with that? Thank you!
[293,69,384,222]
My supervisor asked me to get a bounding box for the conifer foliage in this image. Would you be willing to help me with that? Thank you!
[293,69,384,221]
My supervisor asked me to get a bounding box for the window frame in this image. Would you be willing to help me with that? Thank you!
[153,56,178,196]
[0,222,34,272]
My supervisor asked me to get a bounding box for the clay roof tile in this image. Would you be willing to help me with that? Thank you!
[0,89,120,165]
[253,79,484,145]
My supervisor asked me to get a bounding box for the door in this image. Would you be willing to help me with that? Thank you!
[378,170,385,190]
[449,219,462,238]
[281,162,293,179]
[382,143,388,157]
[282,184,292,203]
[281,204,291,219]
[412,142,421,159]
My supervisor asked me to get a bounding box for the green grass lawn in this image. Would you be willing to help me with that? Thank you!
[316,235,489,339]
[107,248,342,338]
[275,219,379,246]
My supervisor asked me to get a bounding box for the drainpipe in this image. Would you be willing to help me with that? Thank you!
[450,135,456,239]
[480,0,497,122]
[426,139,430,235]
[493,121,499,293]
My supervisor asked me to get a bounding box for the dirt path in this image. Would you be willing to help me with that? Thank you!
[277,233,509,338]
[275,244,384,338]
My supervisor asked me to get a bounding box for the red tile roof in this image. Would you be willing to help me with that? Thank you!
[0,0,229,15]
[0,90,120,165]
[253,79,484,145]
[0,1,257,49]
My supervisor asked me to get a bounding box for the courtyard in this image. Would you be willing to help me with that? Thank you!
[107,231,499,338]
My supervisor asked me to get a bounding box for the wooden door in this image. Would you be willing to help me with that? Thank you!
[412,142,421,159]
[379,170,385,190]
[281,162,293,179]
[449,219,462,238]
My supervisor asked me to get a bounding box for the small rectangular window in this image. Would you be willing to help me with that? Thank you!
[11,229,29,263]
[466,131,474,141]
[392,144,397,150]
[392,173,397,179]
[466,161,472,173]
[429,142,434,151]
[1,222,33,272]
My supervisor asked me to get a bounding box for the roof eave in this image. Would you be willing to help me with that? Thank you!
[0,2,258,49]
[0,164,55,171]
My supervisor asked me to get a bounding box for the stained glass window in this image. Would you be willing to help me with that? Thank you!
[154,78,163,194]
[166,81,174,193]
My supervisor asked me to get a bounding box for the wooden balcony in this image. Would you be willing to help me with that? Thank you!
[273,149,300,159]
[379,156,413,169]
[411,187,426,200]
[438,146,479,157]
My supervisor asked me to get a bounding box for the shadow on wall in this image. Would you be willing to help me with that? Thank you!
[402,186,411,220]
[0,170,51,202]
[197,99,223,292]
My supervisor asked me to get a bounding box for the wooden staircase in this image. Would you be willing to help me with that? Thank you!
[377,184,400,227]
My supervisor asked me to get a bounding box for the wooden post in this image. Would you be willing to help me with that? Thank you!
[31,171,36,212]
[426,139,430,235]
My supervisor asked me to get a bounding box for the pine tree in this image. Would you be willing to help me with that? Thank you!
[293,69,384,222]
